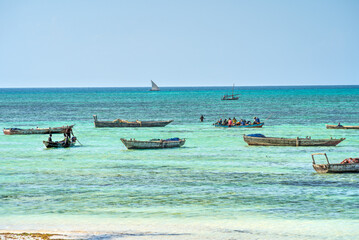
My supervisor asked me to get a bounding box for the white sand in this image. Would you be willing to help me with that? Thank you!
[1,216,358,240]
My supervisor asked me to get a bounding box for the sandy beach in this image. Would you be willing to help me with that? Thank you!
[2,216,359,240]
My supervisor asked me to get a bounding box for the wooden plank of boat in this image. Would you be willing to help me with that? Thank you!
[43,140,75,148]
[326,124,359,129]
[243,134,345,146]
[93,115,173,128]
[3,125,74,135]
[312,153,359,173]
[214,123,264,128]
[121,138,185,149]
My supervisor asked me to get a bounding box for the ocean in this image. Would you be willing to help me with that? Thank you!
[1,86,359,239]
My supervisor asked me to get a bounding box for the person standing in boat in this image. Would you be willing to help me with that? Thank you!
[64,136,70,147]
[65,127,73,138]
[48,134,53,143]
[200,115,204,122]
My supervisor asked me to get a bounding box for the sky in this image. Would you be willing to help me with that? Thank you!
[0,0,358,88]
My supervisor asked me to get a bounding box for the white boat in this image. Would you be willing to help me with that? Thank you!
[150,80,160,91]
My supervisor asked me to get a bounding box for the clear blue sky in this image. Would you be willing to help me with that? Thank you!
[0,0,358,87]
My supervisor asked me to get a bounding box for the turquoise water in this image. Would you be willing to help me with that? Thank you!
[1,86,359,235]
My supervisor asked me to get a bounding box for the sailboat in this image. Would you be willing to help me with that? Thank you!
[221,84,239,100]
[150,80,160,91]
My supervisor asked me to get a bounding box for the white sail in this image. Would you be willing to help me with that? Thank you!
[150,80,160,91]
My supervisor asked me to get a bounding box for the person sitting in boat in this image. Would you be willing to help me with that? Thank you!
[233,117,237,124]
[341,158,359,164]
[247,121,251,125]
[228,118,233,126]
[253,117,260,124]
[48,134,53,142]
[223,119,228,125]
[338,122,343,127]
[241,119,246,125]
[63,134,71,147]
[214,118,222,125]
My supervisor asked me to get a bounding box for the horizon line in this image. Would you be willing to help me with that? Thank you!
[1,84,359,89]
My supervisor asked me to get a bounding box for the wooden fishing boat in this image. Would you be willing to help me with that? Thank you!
[222,95,239,100]
[326,124,359,129]
[221,84,239,100]
[93,115,173,128]
[43,138,76,148]
[121,138,185,149]
[312,153,359,173]
[214,123,264,128]
[243,134,345,146]
[3,125,74,135]
[150,80,160,91]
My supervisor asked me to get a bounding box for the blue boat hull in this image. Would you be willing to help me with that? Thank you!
[214,123,264,128]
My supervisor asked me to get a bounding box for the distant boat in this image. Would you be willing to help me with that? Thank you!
[312,153,359,173]
[243,134,345,146]
[222,84,239,100]
[326,124,359,129]
[93,115,173,127]
[150,80,160,91]
[121,138,185,149]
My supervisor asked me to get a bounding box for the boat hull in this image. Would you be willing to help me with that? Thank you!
[3,125,74,135]
[326,124,359,129]
[43,141,75,148]
[215,123,264,128]
[93,115,173,128]
[94,120,173,128]
[243,135,345,146]
[221,97,239,100]
[121,138,185,149]
[313,163,359,173]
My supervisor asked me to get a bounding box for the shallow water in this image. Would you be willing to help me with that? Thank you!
[0,86,359,238]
